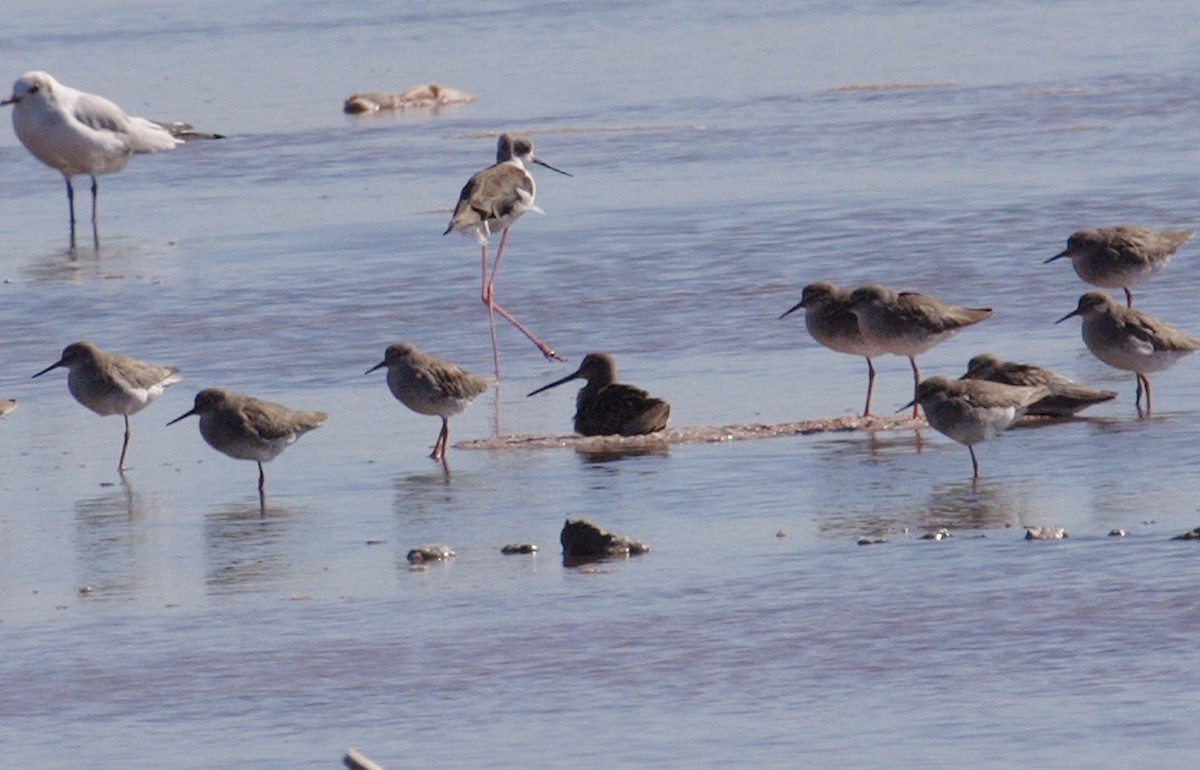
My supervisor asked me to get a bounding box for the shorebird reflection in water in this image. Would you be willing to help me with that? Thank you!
[1056,291,1200,416]
[2,70,222,252]
[908,376,1048,479]
[366,343,495,462]
[32,340,181,473]
[528,353,670,437]
[1045,225,1193,308]
[962,353,1116,417]
[780,281,884,416]
[444,133,572,375]
[846,284,992,419]
[168,388,327,496]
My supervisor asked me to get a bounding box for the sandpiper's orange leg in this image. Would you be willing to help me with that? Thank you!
[1124,287,1134,308]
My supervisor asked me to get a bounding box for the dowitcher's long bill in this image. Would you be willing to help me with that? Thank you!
[528,352,669,437]
[908,376,1049,478]
[781,281,885,416]
[33,340,181,473]
[962,353,1116,416]
[1056,291,1200,417]
[1045,225,1193,307]
[366,342,495,462]
[167,388,327,495]
[2,71,221,252]
[443,133,571,375]
[846,284,993,418]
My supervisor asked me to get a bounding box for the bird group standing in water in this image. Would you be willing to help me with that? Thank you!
[784,225,1198,478]
[6,70,1198,490]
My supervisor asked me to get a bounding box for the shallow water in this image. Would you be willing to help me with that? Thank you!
[3,0,1200,767]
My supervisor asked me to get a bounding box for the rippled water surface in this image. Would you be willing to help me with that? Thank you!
[3,1,1200,767]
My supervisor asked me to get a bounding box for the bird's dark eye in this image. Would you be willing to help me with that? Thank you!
[28,85,39,94]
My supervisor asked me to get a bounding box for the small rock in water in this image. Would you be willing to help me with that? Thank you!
[560,519,649,563]
[775,530,787,539]
[1108,529,1128,537]
[1171,527,1200,541]
[857,536,886,546]
[407,543,455,563]
[1025,526,1069,541]
[501,543,538,555]
[919,528,952,541]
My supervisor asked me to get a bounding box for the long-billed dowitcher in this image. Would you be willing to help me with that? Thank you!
[33,341,181,473]
[1045,225,1193,307]
[1056,291,1200,416]
[908,376,1049,478]
[167,388,327,495]
[2,71,220,251]
[846,284,993,418]
[528,353,669,436]
[366,342,495,462]
[962,353,1116,416]
[780,281,885,416]
[444,133,572,375]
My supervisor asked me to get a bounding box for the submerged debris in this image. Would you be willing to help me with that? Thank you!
[458,413,922,452]
[501,543,538,555]
[561,519,649,564]
[1171,527,1200,541]
[1025,526,1069,541]
[919,528,952,541]
[407,543,455,563]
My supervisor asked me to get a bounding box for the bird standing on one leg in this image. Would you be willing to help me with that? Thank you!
[444,133,572,376]
[33,340,181,474]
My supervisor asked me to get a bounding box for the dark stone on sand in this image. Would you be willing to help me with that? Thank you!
[501,543,538,555]
[560,519,648,563]
[407,543,455,563]
[1171,527,1200,541]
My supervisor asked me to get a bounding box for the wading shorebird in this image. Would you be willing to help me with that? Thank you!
[2,70,222,252]
[444,133,572,375]
[845,284,993,418]
[780,281,886,416]
[962,353,1116,417]
[907,376,1049,479]
[33,341,181,474]
[1056,292,1200,416]
[1045,225,1193,308]
[528,353,670,437]
[366,342,495,462]
[168,388,327,497]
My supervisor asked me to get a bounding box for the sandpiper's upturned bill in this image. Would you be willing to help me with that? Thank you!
[167,388,327,496]
[908,376,1048,478]
[528,352,669,437]
[845,284,992,418]
[1056,291,1200,416]
[1045,225,1193,308]
[2,70,222,252]
[444,133,571,375]
[781,281,885,417]
[366,342,495,462]
[962,353,1116,416]
[33,340,181,473]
